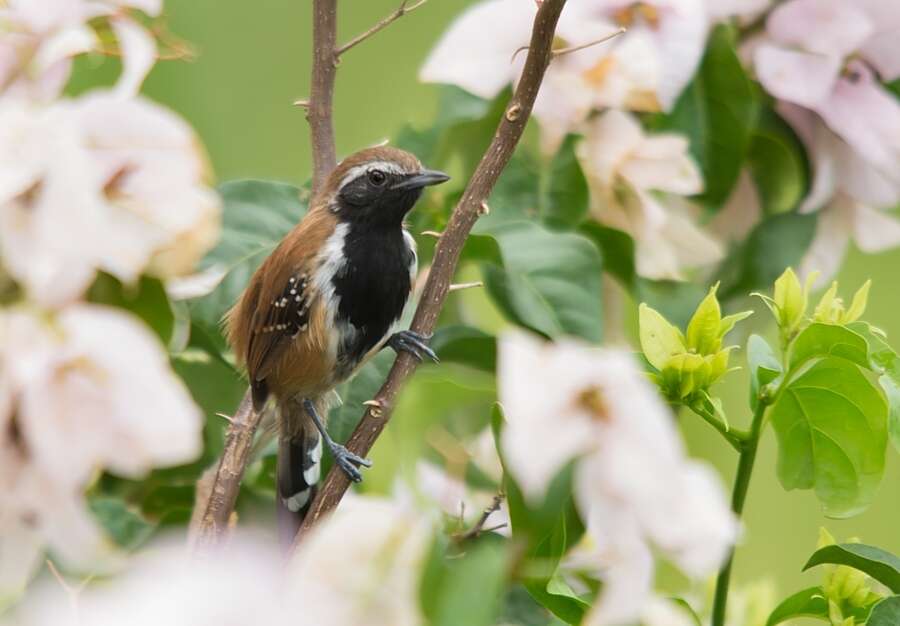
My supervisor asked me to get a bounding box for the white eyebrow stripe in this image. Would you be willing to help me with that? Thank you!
[338,161,409,190]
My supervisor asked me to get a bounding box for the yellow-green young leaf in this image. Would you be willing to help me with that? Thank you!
[844,280,871,324]
[814,282,840,323]
[639,303,686,370]
[686,284,722,354]
[774,267,805,329]
[719,310,753,338]
[709,346,736,382]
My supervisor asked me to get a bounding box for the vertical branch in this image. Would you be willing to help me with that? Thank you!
[294,0,569,546]
[191,391,260,546]
[308,0,338,193]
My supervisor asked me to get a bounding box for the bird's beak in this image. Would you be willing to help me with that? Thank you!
[392,169,451,191]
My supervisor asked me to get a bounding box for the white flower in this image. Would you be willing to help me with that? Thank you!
[0,304,202,591]
[0,0,161,100]
[579,109,722,280]
[287,496,434,626]
[420,0,709,152]
[0,95,220,307]
[499,332,738,625]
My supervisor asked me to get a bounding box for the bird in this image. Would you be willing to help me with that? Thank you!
[225,146,449,528]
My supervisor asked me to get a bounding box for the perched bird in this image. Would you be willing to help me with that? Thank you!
[226,146,449,525]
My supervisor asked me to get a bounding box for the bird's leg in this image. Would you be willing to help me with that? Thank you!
[386,330,439,363]
[302,398,371,483]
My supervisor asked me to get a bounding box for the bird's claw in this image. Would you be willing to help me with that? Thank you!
[388,330,439,363]
[329,443,372,483]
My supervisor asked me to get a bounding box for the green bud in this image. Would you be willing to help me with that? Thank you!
[828,599,844,625]
[686,284,723,354]
[813,279,872,325]
[639,303,685,371]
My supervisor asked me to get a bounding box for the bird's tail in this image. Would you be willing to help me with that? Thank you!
[276,398,325,546]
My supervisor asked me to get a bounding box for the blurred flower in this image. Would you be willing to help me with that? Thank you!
[420,0,709,152]
[0,0,161,100]
[0,94,220,307]
[753,0,900,188]
[777,103,900,283]
[0,304,202,590]
[579,109,722,280]
[498,331,738,624]
[288,495,434,626]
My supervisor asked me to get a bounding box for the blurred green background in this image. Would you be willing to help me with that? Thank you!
[73,0,900,613]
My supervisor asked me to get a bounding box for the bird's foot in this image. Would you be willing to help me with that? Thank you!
[329,442,372,483]
[388,330,439,363]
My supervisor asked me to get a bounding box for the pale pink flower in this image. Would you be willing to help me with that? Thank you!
[778,102,900,283]
[0,0,160,100]
[498,332,738,624]
[753,0,900,181]
[579,109,722,280]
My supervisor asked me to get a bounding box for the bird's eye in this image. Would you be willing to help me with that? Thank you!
[367,169,387,186]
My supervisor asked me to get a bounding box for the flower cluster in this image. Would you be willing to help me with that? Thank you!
[498,332,738,625]
[421,0,900,283]
[0,0,216,596]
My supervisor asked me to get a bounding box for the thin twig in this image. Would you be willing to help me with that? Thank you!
[456,493,505,541]
[335,0,428,57]
[293,0,569,548]
[448,281,483,292]
[511,27,624,63]
[308,0,338,194]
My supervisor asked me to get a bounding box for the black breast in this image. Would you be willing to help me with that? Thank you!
[332,226,413,370]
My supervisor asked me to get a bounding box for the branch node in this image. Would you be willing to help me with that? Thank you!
[362,399,384,418]
[215,412,235,424]
[293,98,311,108]
[421,230,443,238]
[505,103,522,122]
[478,201,491,216]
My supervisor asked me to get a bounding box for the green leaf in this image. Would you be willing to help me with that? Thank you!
[479,152,541,229]
[765,587,828,626]
[542,134,588,229]
[190,179,307,349]
[789,323,871,370]
[649,24,758,208]
[717,212,817,300]
[747,334,782,410]
[431,325,496,372]
[580,224,636,291]
[868,595,900,626]
[480,222,603,342]
[427,539,509,626]
[87,273,174,344]
[639,303,686,371]
[685,284,722,354]
[879,374,900,455]
[770,357,887,518]
[89,496,155,550]
[748,109,810,215]
[804,544,900,593]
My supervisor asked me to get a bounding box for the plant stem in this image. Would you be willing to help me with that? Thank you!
[710,401,767,626]
[688,403,748,452]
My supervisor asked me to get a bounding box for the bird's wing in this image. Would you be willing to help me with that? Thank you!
[246,269,314,383]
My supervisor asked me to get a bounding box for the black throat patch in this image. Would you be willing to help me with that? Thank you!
[332,224,413,371]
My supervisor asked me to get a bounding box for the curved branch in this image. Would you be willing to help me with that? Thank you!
[293,0,569,546]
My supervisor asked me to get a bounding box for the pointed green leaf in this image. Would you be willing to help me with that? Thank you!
[789,323,871,370]
[542,134,588,229]
[640,304,686,371]
[804,544,900,593]
[771,357,887,518]
[719,310,753,338]
[430,325,496,372]
[844,280,871,324]
[686,285,722,354]
[765,587,828,626]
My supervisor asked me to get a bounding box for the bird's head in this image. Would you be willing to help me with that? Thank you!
[322,146,449,228]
